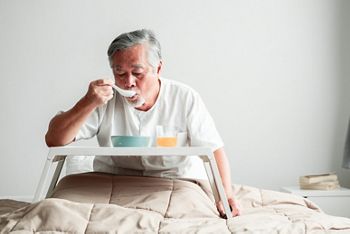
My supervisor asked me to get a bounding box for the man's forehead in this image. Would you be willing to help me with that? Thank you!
[113,64,144,69]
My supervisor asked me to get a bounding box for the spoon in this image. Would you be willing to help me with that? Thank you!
[111,83,145,107]
[111,84,136,98]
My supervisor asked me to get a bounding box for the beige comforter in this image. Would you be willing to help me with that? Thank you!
[1,172,350,233]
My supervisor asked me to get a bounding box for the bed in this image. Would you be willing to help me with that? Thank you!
[1,172,350,233]
[1,146,350,233]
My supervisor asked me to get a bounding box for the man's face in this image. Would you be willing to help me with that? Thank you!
[111,44,161,104]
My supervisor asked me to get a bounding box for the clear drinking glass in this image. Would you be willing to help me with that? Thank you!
[156,125,178,147]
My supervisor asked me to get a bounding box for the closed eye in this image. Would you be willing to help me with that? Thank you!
[133,72,144,78]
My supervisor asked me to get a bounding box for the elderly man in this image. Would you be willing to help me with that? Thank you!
[45,29,239,217]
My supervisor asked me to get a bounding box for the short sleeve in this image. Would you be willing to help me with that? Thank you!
[186,91,224,151]
[75,106,105,141]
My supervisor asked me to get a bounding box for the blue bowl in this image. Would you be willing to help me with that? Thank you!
[111,136,151,147]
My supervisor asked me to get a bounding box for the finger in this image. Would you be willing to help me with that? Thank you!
[98,90,114,98]
[95,86,113,96]
[106,93,114,100]
[95,79,114,86]
[90,88,112,101]
[228,199,240,216]
[91,79,104,86]
[216,201,224,217]
[102,95,113,104]
[97,86,113,93]
[103,79,115,85]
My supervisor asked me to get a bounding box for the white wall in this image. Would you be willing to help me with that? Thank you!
[0,0,349,199]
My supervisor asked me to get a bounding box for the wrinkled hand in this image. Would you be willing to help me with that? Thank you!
[216,197,240,218]
[84,79,114,107]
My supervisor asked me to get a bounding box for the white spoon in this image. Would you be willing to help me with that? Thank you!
[111,84,145,107]
[111,84,136,98]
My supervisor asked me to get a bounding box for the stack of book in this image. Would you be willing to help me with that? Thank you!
[299,173,340,190]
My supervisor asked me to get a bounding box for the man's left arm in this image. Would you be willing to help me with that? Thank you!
[214,147,240,217]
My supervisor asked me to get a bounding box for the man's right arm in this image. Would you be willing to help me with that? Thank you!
[45,79,114,147]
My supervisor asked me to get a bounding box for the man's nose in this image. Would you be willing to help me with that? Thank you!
[124,74,136,88]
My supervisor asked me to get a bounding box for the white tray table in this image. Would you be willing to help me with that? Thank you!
[33,146,233,219]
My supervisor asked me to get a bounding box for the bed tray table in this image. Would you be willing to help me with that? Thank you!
[33,146,233,219]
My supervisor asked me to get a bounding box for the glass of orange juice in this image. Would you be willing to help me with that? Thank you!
[156,125,178,147]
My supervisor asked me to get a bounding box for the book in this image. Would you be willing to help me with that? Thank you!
[300,181,340,190]
[299,173,338,185]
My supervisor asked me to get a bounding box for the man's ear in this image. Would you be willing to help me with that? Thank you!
[156,60,163,74]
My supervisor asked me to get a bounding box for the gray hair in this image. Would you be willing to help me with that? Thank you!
[107,29,162,68]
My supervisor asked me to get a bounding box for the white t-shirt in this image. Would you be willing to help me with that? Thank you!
[75,78,223,179]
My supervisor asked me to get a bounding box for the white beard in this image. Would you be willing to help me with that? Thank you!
[126,96,146,108]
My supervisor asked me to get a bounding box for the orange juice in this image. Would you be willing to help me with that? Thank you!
[156,137,177,147]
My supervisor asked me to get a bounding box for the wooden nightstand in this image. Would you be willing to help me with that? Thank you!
[281,186,350,218]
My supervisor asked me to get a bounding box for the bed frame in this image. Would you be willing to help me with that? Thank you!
[33,146,233,219]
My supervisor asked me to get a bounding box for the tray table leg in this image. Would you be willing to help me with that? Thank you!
[46,157,66,198]
[207,155,233,219]
[203,161,220,202]
[33,159,52,202]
